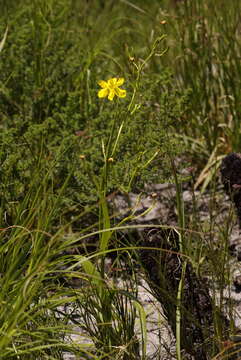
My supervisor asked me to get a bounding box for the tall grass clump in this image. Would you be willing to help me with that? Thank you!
[160,0,241,165]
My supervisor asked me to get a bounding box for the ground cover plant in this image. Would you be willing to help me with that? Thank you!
[0,0,240,359]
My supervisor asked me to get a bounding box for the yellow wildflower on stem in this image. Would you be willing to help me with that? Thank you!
[98,77,126,101]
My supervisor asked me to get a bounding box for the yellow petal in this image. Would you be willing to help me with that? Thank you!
[108,89,115,101]
[108,78,117,87]
[116,78,124,86]
[98,80,108,88]
[98,88,109,98]
[115,88,126,98]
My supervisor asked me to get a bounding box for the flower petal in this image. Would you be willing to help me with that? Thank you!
[108,89,115,101]
[115,88,126,98]
[116,78,124,86]
[98,88,109,98]
[98,80,108,88]
[108,78,117,87]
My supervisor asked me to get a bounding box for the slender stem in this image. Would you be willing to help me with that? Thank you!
[176,261,187,360]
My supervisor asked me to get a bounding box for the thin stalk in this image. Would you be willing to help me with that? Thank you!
[176,261,187,360]
[171,157,186,359]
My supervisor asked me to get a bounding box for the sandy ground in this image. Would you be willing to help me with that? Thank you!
[63,183,241,359]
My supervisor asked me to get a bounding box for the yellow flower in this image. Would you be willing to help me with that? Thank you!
[98,77,126,101]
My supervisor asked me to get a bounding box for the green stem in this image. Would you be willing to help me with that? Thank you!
[176,260,187,360]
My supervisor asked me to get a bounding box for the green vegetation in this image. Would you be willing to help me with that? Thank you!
[0,0,240,358]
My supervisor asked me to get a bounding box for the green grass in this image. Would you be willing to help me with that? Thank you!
[161,0,241,161]
[0,0,240,358]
